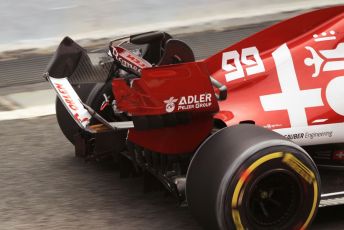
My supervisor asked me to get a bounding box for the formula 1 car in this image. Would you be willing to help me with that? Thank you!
[44,6,344,230]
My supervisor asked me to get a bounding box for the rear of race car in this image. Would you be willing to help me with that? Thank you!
[43,5,344,230]
[43,36,319,230]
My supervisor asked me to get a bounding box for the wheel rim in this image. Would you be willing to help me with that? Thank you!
[245,169,302,228]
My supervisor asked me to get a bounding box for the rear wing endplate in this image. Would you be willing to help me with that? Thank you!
[46,75,92,128]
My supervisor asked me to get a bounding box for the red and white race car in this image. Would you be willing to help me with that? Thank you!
[45,6,344,230]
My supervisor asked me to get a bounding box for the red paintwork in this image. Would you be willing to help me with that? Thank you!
[112,62,218,154]
[113,6,344,154]
[206,6,344,128]
[112,62,218,116]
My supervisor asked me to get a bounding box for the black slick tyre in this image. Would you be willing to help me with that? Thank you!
[186,124,320,230]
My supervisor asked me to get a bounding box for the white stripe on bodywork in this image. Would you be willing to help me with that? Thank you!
[321,191,344,198]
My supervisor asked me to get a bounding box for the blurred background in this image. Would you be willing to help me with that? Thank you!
[0,1,343,229]
[0,0,342,51]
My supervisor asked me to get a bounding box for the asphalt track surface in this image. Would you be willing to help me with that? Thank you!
[1,115,344,229]
[1,22,344,229]
[1,116,343,230]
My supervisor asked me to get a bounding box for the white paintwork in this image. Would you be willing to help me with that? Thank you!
[326,76,344,116]
[48,77,91,128]
[304,43,344,77]
[222,47,265,82]
[260,44,324,127]
[313,31,337,42]
[164,97,178,113]
[320,43,344,59]
[222,50,244,82]
[241,47,265,76]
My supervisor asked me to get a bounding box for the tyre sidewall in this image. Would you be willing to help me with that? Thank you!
[186,125,320,230]
[220,145,320,230]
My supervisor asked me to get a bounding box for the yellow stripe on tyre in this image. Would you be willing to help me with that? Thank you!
[231,152,283,229]
[230,151,319,230]
[282,153,318,230]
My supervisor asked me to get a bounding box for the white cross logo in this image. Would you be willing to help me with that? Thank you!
[260,44,324,127]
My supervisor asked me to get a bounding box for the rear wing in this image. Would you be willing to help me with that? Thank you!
[44,37,131,130]
[44,37,114,129]
[46,76,92,128]
[44,37,94,128]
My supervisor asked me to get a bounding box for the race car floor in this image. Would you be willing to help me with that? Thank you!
[0,116,343,229]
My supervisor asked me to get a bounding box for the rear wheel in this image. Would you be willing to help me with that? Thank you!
[244,169,301,228]
[186,124,320,230]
